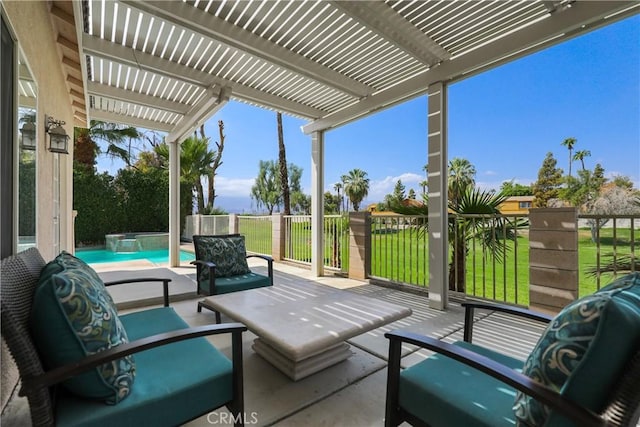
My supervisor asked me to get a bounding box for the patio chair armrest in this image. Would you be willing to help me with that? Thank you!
[103,278,172,307]
[190,259,216,269]
[246,254,274,283]
[461,301,552,343]
[191,260,217,294]
[384,330,606,427]
[21,323,248,392]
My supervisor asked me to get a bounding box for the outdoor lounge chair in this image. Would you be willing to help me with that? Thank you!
[192,234,273,322]
[385,272,640,427]
[1,248,247,426]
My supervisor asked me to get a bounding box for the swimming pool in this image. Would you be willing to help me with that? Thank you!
[76,248,195,264]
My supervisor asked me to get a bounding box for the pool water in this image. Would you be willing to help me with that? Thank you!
[76,248,195,264]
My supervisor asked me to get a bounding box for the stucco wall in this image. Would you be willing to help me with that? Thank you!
[3,0,75,261]
[2,0,76,413]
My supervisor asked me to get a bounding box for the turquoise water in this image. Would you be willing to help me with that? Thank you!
[76,248,195,264]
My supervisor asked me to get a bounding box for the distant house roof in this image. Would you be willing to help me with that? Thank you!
[505,196,535,202]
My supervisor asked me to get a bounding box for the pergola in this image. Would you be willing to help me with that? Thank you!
[63,0,638,309]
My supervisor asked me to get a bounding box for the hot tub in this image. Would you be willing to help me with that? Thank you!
[105,232,169,253]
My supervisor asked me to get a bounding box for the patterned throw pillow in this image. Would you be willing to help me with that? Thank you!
[31,252,135,404]
[513,273,640,426]
[196,235,251,280]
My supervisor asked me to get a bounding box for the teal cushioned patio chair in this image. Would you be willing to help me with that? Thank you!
[1,248,247,427]
[385,273,640,427]
[192,234,273,323]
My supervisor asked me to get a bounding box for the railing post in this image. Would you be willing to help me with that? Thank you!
[194,214,201,236]
[348,212,371,280]
[529,207,579,315]
[229,214,238,234]
[272,213,285,261]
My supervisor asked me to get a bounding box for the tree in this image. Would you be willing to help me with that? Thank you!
[560,169,600,208]
[593,163,607,190]
[324,191,340,214]
[612,174,634,190]
[75,120,142,169]
[154,137,215,214]
[251,160,281,214]
[287,164,308,214]
[392,180,406,201]
[392,157,511,293]
[532,152,563,207]
[573,149,591,171]
[561,137,577,177]
[448,157,476,204]
[276,112,291,215]
[499,180,533,196]
[586,184,640,242]
[420,164,428,196]
[205,120,226,212]
[342,168,370,211]
[408,188,416,199]
[333,182,343,213]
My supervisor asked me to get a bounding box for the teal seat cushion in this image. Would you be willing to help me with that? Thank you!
[399,340,524,427]
[514,273,640,427]
[199,272,272,295]
[31,251,135,404]
[195,235,252,280]
[55,307,234,427]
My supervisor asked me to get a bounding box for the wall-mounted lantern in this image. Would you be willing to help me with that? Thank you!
[19,121,37,150]
[45,115,69,154]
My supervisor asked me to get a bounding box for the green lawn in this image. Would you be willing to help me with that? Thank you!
[240,218,635,306]
[370,226,635,306]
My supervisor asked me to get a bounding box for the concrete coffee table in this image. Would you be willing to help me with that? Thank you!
[201,281,412,380]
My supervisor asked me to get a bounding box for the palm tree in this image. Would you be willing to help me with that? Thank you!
[341,175,349,212]
[342,168,370,211]
[448,157,476,203]
[392,157,513,293]
[276,112,291,215]
[155,137,215,213]
[573,149,591,171]
[419,163,428,196]
[561,137,577,177]
[75,120,141,168]
[333,182,343,213]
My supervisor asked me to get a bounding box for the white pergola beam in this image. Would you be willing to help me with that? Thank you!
[303,1,638,134]
[72,0,92,125]
[89,109,174,132]
[330,1,450,66]
[121,0,373,99]
[167,86,230,142]
[87,82,191,115]
[83,34,325,119]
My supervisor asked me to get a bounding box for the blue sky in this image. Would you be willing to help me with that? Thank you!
[98,15,639,213]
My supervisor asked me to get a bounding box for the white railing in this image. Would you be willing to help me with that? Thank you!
[283,214,348,271]
[238,216,272,255]
[182,215,230,240]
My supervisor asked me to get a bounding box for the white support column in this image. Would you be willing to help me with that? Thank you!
[168,140,181,267]
[311,131,325,277]
[427,82,449,310]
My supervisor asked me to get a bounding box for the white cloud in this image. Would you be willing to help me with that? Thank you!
[367,173,423,201]
[214,176,255,197]
[484,170,498,176]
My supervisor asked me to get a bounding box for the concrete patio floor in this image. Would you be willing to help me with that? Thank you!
[2,258,546,426]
